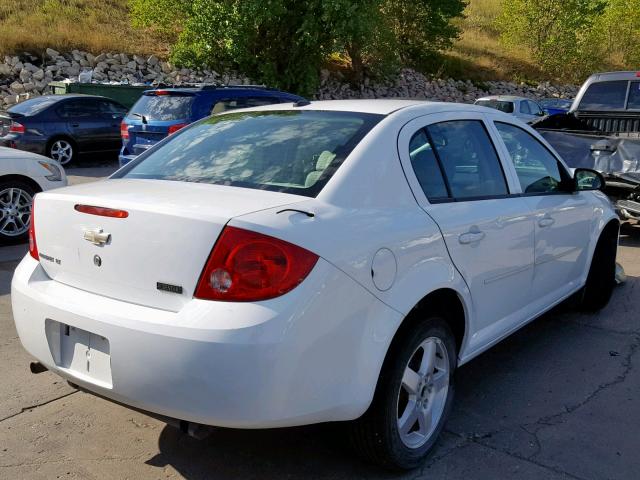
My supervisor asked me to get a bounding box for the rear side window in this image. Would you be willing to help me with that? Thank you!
[495,122,567,194]
[579,81,628,110]
[117,110,382,197]
[627,82,640,110]
[129,94,194,121]
[57,100,100,118]
[475,100,514,114]
[211,96,282,114]
[425,120,508,200]
[409,130,449,201]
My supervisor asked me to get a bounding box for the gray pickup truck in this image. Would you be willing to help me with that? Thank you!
[534,71,640,221]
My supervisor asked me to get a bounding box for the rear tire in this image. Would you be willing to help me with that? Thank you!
[580,227,618,311]
[0,180,36,245]
[349,316,457,470]
[48,137,76,165]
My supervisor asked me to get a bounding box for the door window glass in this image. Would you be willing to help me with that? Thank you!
[57,100,100,118]
[425,120,508,199]
[495,122,567,194]
[520,101,531,114]
[528,101,543,115]
[408,129,449,201]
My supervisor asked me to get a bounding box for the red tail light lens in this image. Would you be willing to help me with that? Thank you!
[120,121,129,140]
[74,204,129,218]
[29,198,38,260]
[195,226,318,302]
[9,121,25,134]
[168,123,187,135]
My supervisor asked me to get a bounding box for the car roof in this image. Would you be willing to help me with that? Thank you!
[475,95,528,102]
[142,85,299,96]
[222,99,511,117]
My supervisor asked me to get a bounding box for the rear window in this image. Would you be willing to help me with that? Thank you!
[8,97,59,116]
[128,94,194,121]
[475,100,514,114]
[579,81,628,110]
[117,110,382,197]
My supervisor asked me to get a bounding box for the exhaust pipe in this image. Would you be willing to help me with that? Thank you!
[29,362,48,374]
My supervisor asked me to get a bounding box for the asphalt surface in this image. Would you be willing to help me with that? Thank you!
[0,163,638,479]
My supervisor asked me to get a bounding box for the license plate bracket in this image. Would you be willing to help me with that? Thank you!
[45,319,113,388]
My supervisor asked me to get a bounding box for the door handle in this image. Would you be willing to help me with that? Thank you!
[458,230,486,245]
[538,216,555,228]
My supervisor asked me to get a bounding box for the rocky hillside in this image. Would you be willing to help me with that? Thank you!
[0,49,578,109]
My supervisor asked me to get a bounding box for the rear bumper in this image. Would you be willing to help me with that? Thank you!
[12,255,401,428]
[0,135,47,155]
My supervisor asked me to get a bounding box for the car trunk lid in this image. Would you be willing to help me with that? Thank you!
[33,179,305,311]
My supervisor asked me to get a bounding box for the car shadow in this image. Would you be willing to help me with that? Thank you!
[146,275,638,479]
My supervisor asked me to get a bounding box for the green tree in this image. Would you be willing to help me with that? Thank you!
[130,0,466,95]
[595,0,640,66]
[497,0,606,81]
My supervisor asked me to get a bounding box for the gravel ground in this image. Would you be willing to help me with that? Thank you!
[0,166,638,479]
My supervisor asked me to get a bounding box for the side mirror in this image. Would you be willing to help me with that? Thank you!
[574,168,605,192]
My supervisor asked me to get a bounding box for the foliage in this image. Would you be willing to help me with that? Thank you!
[130,0,466,95]
[593,0,640,66]
[497,0,606,81]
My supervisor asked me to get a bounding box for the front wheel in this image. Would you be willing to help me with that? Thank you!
[0,181,36,244]
[580,227,618,311]
[349,317,457,470]
[48,138,75,165]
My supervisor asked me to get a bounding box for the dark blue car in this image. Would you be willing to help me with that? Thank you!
[119,86,304,166]
[0,94,128,165]
[538,98,573,116]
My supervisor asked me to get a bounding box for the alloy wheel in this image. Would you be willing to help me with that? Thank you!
[50,139,73,165]
[0,187,33,237]
[397,337,450,449]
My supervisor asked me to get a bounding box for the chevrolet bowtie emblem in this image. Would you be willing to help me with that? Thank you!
[83,228,111,246]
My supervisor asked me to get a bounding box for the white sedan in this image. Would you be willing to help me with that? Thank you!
[475,95,546,124]
[12,100,617,469]
[0,146,66,243]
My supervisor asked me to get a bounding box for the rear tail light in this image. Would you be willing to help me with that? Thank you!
[9,121,25,134]
[195,226,318,302]
[29,198,38,260]
[120,121,129,140]
[75,204,129,218]
[168,123,187,135]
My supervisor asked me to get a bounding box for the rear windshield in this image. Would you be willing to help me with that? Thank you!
[116,110,383,197]
[128,94,194,121]
[8,97,59,116]
[579,81,628,110]
[475,100,514,113]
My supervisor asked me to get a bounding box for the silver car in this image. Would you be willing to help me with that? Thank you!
[475,95,545,124]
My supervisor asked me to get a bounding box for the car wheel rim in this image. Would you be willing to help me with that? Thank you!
[50,140,72,165]
[0,187,33,237]
[397,337,450,449]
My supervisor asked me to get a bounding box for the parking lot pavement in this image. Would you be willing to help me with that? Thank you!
[0,169,638,479]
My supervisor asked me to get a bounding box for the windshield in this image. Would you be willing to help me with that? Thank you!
[116,110,383,197]
[8,97,59,116]
[128,94,194,121]
[475,100,514,113]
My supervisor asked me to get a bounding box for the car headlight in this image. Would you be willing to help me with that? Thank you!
[38,161,63,181]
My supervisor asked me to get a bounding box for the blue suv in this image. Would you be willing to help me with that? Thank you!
[119,85,304,166]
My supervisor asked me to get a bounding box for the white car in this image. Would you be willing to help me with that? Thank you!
[0,146,66,243]
[475,95,546,124]
[12,100,617,469]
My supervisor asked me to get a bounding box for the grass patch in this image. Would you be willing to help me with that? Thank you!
[0,0,166,57]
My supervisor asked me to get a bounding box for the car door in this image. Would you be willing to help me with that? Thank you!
[398,112,535,352]
[490,119,592,307]
[58,99,109,151]
[97,100,128,151]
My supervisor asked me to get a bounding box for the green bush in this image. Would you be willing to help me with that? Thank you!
[130,0,465,95]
